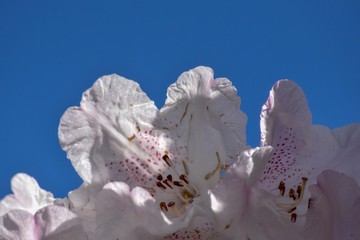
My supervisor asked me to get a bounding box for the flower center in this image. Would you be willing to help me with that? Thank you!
[156,154,200,217]
[275,177,308,223]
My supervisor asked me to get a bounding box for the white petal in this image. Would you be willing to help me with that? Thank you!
[259,80,360,196]
[0,210,34,240]
[96,181,210,240]
[0,173,54,216]
[210,147,300,240]
[230,146,273,187]
[160,66,247,191]
[59,74,161,186]
[303,170,360,240]
[0,206,87,240]
[162,216,220,240]
[96,182,165,239]
[330,123,360,183]
[260,80,312,148]
[68,183,98,240]
[34,205,88,240]
[259,80,315,189]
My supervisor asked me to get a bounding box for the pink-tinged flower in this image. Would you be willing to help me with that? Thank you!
[58,66,247,239]
[210,80,360,239]
[302,170,360,240]
[0,205,88,240]
[258,80,360,224]
[0,173,54,216]
[210,147,300,240]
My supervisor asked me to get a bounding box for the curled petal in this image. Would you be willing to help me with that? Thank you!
[330,124,360,182]
[34,205,88,240]
[59,74,160,186]
[259,80,360,193]
[0,210,34,240]
[161,66,247,190]
[96,181,208,240]
[0,206,88,240]
[303,170,360,240]
[0,173,54,216]
[67,183,99,240]
[260,80,311,148]
[210,147,299,240]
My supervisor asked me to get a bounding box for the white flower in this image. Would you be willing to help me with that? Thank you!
[0,173,54,216]
[210,80,360,240]
[58,66,247,239]
[0,173,88,240]
[210,146,300,240]
[258,80,360,224]
[302,170,360,240]
[0,206,88,240]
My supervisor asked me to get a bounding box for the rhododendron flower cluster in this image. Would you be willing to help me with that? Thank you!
[1,67,359,240]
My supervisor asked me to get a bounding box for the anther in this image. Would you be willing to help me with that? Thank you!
[278,181,286,196]
[167,201,181,217]
[182,190,194,202]
[296,185,302,198]
[174,181,184,187]
[308,198,313,209]
[156,174,163,181]
[291,213,297,223]
[162,155,173,167]
[289,188,297,201]
[160,202,168,212]
[162,179,173,189]
[287,207,297,213]
[168,201,175,207]
[167,175,173,182]
[156,181,167,190]
[179,174,189,184]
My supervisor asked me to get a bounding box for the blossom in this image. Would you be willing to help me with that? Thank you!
[0,173,87,240]
[302,170,360,240]
[0,173,54,216]
[210,146,301,240]
[0,205,88,240]
[258,80,360,223]
[58,66,247,239]
[210,80,360,239]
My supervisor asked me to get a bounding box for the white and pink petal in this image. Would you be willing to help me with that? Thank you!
[0,173,54,216]
[160,66,248,191]
[0,206,88,240]
[302,170,360,240]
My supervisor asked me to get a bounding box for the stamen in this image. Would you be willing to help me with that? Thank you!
[308,198,313,209]
[168,201,181,217]
[278,181,286,196]
[182,160,189,175]
[160,202,168,212]
[173,181,184,187]
[182,190,194,202]
[179,174,189,184]
[162,179,173,189]
[276,177,309,223]
[289,188,297,201]
[156,181,167,190]
[296,185,302,198]
[287,207,297,213]
[167,175,173,182]
[162,155,173,167]
[156,174,163,181]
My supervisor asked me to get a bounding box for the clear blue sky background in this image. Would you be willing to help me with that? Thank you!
[0,1,359,198]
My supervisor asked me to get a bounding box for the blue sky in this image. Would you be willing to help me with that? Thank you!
[0,1,359,198]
